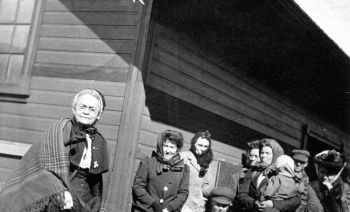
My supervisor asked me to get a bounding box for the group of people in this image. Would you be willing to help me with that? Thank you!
[132,134,350,212]
[0,89,349,212]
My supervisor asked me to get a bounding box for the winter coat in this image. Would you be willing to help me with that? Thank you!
[310,178,350,212]
[132,156,190,212]
[180,151,211,212]
[263,157,297,201]
[295,171,323,212]
[237,169,300,212]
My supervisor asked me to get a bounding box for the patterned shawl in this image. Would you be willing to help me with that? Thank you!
[0,118,72,211]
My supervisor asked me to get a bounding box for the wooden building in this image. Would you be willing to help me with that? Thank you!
[0,0,349,211]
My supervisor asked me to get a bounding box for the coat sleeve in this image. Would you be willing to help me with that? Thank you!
[236,170,256,210]
[132,157,156,209]
[306,184,324,212]
[167,164,190,212]
[272,195,301,212]
[263,176,280,200]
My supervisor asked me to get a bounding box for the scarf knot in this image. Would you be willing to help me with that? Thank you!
[152,151,184,174]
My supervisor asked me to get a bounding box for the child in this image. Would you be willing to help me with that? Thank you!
[260,155,298,202]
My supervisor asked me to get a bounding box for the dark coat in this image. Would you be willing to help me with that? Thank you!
[237,169,301,212]
[132,156,190,212]
[310,179,350,212]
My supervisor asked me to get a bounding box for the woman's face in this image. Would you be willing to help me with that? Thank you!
[317,166,337,183]
[260,146,273,166]
[194,137,210,155]
[163,140,178,161]
[248,148,260,166]
[73,94,101,126]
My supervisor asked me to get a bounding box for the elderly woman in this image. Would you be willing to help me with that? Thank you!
[237,138,300,212]
[0,89,109,211]
[132,130,190,212]
[180,130,214,212]
[310,150,350,212]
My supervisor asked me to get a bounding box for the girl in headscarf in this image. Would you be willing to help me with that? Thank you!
[132,130,190,212]
[237,138,301,212]
[180,130,214,212]
[0,89,109,212]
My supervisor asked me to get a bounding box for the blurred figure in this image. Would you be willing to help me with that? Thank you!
[292,149,323,212]
[132,130,189,212]
[180,131,214,212]
[209,187,235,212]
[226,140,260,206]
[259,155,297,202]
[310,150,350,212]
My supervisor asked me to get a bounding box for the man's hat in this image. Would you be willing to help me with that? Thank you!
[211,187,234,206]
[292,149,310,162]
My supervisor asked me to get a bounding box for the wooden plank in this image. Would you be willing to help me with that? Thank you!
[147,74,300,147]
[0,113,119,141]
[105,1,153,211]
[43,12,138,26]
[150,62,301,141]
[0,140,31,157]
[36,50,131,68]
[0,102,121,126]
[155,26,350,147]
[0,127,44,144]
[28,90,124,111]
[38,37,135,54]
[33,63,129,83]
[30,76,126,97]
[152,43,302,130]
[40,25,137,40]
[45,0,142,12]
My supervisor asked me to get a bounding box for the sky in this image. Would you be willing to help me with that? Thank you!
[294,0,350,57]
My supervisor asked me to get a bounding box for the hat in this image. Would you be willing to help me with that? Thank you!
[211,187,235,205]
[314,150,345,169]
[292,149,310,162]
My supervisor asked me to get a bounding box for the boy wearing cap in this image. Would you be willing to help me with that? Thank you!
[292,149,323,212]
[210,187,235,212]
[310,150,350,212]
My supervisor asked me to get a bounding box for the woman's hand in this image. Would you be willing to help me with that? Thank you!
[162,208,169,212]
[255,200,273,211]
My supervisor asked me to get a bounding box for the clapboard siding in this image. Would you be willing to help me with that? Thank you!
[45,0,142,12]
[151,60,300,141]
[38,37,135,54]
[40,25,136,40]
[153,25,350,149]
[36,50,131,68]
[145,24,350,150]
[43,12,138,26]
[147,73,299,147]
[33,0,140,82]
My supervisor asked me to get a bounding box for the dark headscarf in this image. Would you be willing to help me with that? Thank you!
[152,130,185,174]
[253,138,284,175]
[189,130,213,177]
